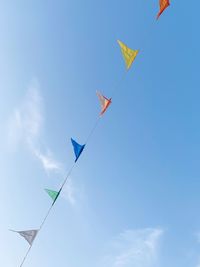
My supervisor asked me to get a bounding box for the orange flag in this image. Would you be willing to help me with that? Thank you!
[96,91,111,116]
[157,0,170,19]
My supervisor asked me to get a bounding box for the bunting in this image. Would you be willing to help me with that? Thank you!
[117,40,139,70]
[157,0,170,19]
[71,138,85,162]
[11,229,38,246]
[96,91,111,116]
[45,189,60,204]
[11,3,173,266]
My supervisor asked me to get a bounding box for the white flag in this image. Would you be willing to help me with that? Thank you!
[11,229,38,245]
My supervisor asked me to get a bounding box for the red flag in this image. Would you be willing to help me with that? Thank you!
[96,91,111,116]
[157,0,170,19]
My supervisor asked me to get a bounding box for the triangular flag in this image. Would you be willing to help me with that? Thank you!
[71,138,85,162]
[11,229,38,246]
[117,40,139,70]
[45,189,60,204]
[96,91,111,116]
[157,0,170,19]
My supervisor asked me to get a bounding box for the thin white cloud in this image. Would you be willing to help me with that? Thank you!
[102,228,163,267]
[8,79,43,147]
[62,178,76,205]
[33,148,62,173]
[8,79,76,204]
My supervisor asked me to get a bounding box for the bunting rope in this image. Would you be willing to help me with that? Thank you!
[18,161,76,267]
[12,2,171,266]
[20,245,33,267]
[17,56,131,267]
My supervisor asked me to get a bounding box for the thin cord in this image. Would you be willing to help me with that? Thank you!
[18,16,162,267]
[19,245,33,267]
[84,117,101,145]
[60,163,76,190]
[18,53,141,267]
[18,161,76,267]
[38,162,77,233]
[18,117,102,267]
[39,206,53,231]
[110,70,128,99]
[59,16,160,228]
[18,67,130,267]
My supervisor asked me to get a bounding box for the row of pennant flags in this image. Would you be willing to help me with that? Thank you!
[11,1,171,266]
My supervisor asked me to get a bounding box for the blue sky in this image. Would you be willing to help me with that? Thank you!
[1,1,200,267]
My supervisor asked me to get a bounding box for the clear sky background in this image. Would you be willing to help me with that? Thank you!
[1,1,200,267]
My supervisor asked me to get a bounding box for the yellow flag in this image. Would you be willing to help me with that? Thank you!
[117,40,139,70]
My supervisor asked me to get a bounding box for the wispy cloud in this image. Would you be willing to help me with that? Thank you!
[62,178,76,205]
[33,148,62,173]
[8,79,76,204]
[8,80,43,148]
[102,228,163,267]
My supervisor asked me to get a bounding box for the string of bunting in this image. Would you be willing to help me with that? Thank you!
[11,1,171,266]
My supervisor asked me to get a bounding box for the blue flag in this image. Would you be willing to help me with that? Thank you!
[71,138,85,162]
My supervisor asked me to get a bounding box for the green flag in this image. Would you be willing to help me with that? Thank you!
[45,189,60,204]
